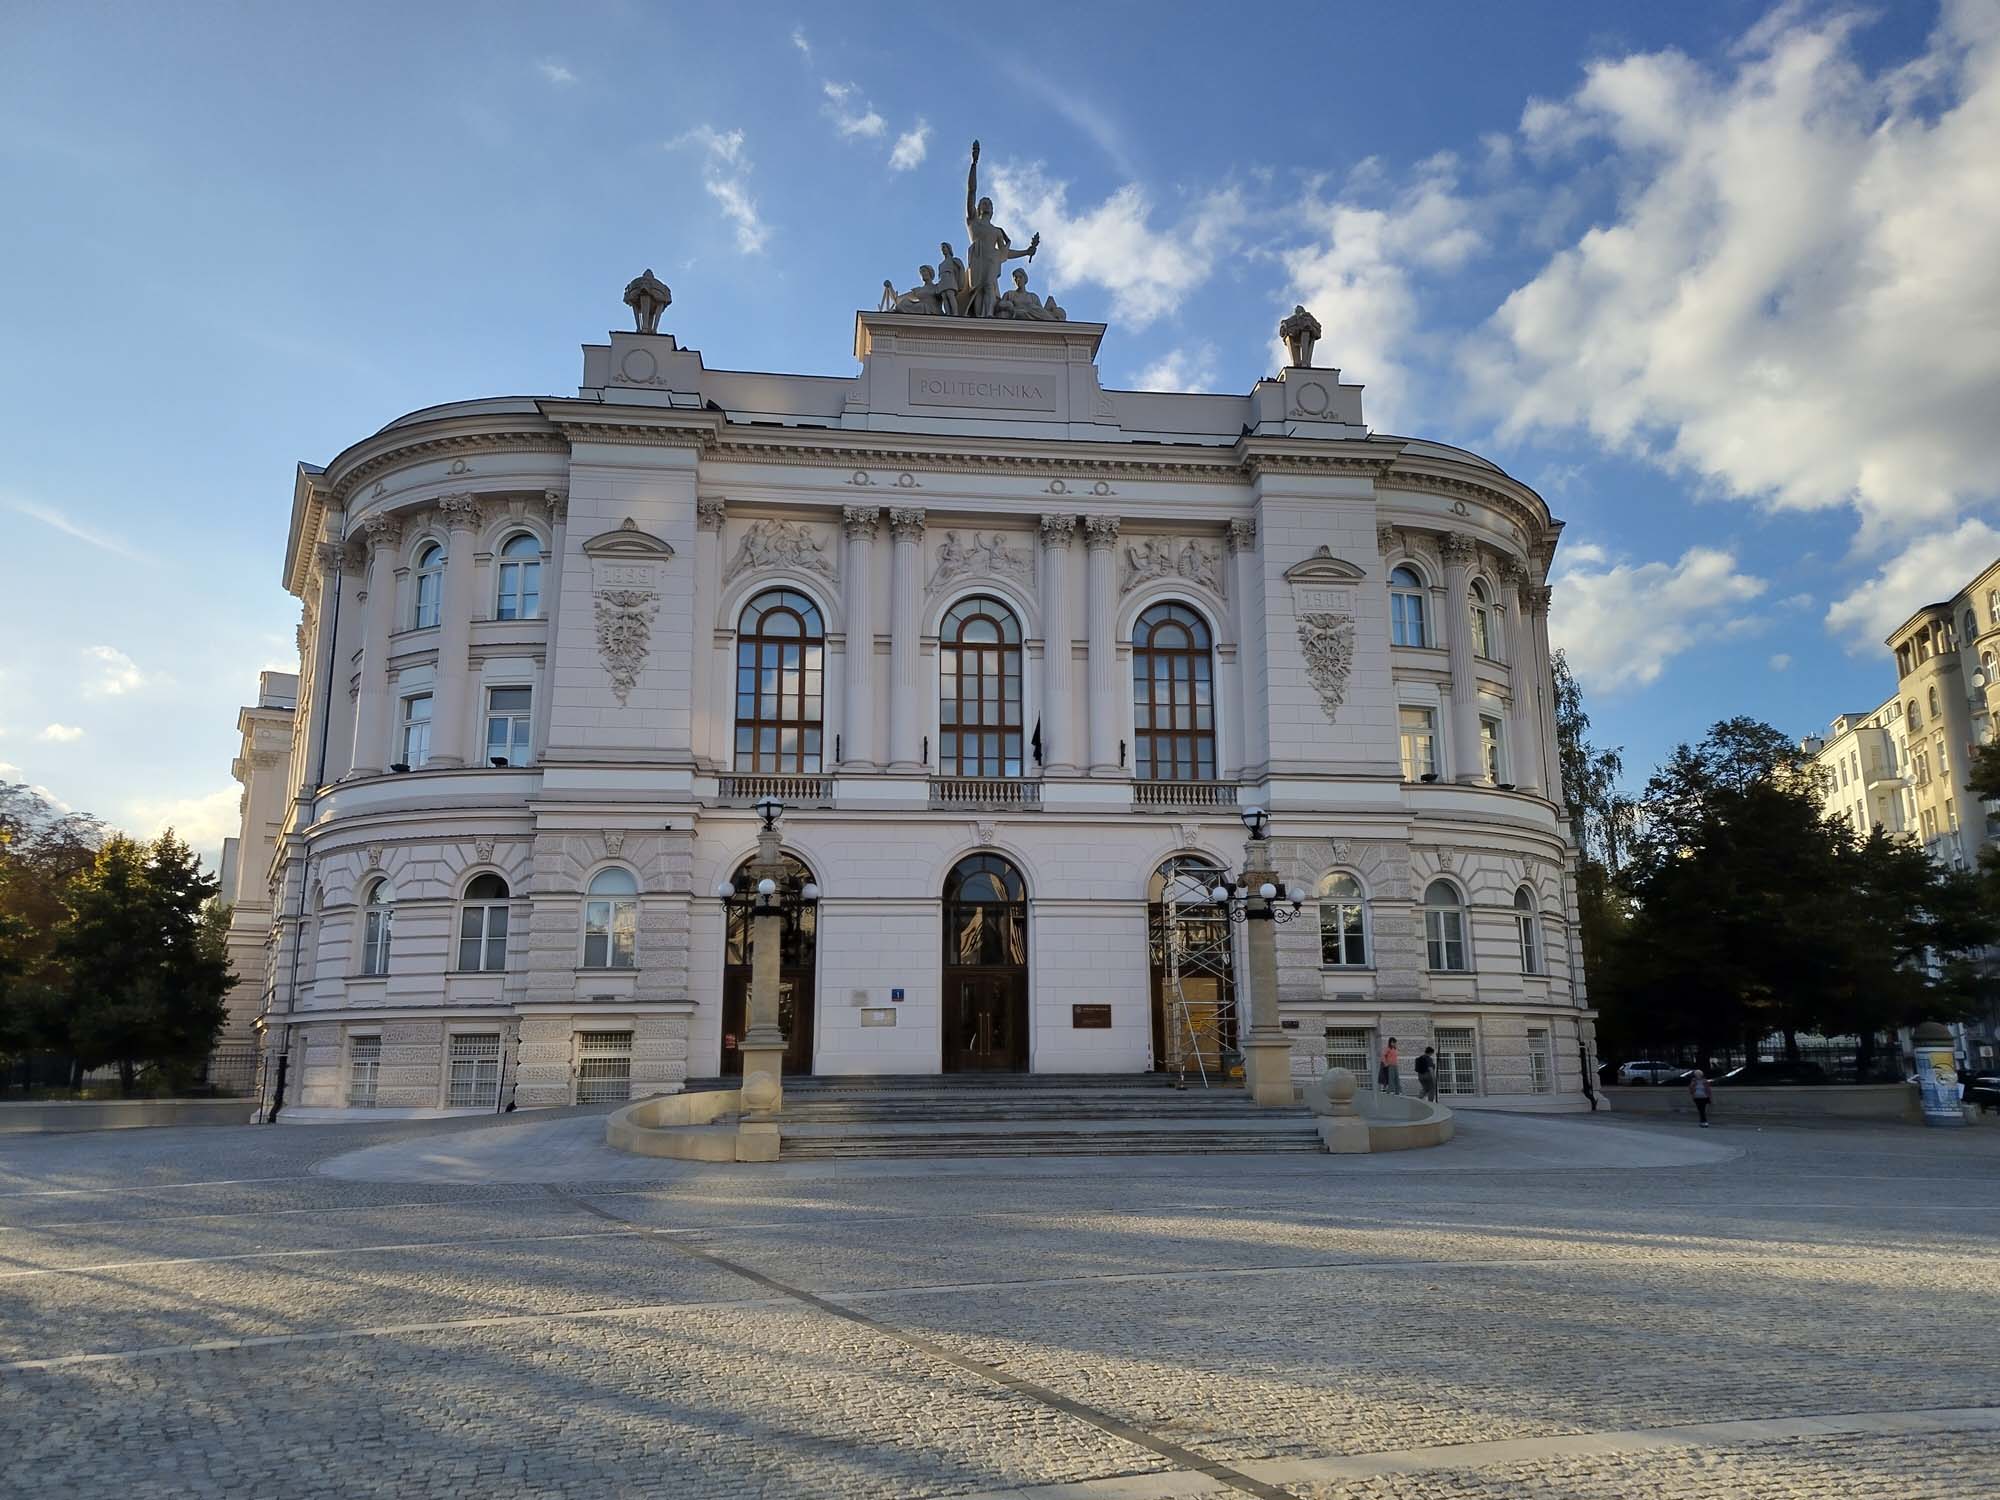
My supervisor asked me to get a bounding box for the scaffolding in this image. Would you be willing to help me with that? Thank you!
[1156,858,1240,1088]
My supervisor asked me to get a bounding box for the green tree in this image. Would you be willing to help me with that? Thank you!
[1549,651,1638,1064]
[54,831,232,1095]
[0,784,106,1080]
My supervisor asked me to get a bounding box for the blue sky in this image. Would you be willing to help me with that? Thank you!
[4,1,1998,863]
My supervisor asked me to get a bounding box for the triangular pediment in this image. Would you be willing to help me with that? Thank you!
[582,517,675,559]
[1284,546,1366,584]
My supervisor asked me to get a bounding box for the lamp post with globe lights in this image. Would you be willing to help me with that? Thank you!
[712,796,818,1154]
[1211,805,1309,1106]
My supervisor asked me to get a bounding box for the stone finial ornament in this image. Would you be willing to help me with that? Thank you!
[623,269,672,335]
[1280,305,1323,368]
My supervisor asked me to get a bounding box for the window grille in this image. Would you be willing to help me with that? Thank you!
[1435,1026,1479,1096]
[1527,1026,1553,1093]
[347,1035,381,1107]
[1324,1025,1374,1087]
[447,1032,502,1109]
[574,1031,633,1105]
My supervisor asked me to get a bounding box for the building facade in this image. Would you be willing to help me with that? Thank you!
[220,672,296,1042]
[1802,699,1912,842]
[239,296,1591,1117]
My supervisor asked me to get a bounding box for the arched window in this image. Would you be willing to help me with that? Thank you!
[1423,879,1468,972]
[943,852,1027,966]
[1317,873,1368,967]
[582,867,638,969]
[1928,685,1940,718]
[1990,589,1999,627]
[1514,886,1542,974]
[1390,566,1428,647]
[457,873,510,972]
[412,543,443,630]
[495,533,541,621]
[1132,602,1216,782]
[733,589,825,773]
[1965,610,1978,644]
[360,878,392,976]
[939,597,1023,777]
[1469,579,1493,658]
[1908,700,1922,729]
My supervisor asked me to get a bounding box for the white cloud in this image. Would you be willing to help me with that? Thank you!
[669,126,767,254]
[37,724,84,742]
[7,497,142,560]
[889,120,930,172]
[821,81,885,140]
[82,645,147,697]
[1131,344,1220,393]
[1769,653,1792,672]
[1282,154,1482,430]
[790,27,811,58]
[1549,544,1768,689]
[537,59,576,86]
[1471,6,2000,542]
[1825,517,2000,650]
[0,760,18,778]
[126,786,240,868]
[990,163,1245,329]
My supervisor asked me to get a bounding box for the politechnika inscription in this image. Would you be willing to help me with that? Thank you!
[909,368,1056,412]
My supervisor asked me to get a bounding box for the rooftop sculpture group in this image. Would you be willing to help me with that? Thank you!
[879,140,1067,322]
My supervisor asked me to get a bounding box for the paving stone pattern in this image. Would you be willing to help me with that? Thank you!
[1,1110,1995,1498]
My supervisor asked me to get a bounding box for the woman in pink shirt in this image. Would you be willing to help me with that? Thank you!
[1380,1038,1402,1095]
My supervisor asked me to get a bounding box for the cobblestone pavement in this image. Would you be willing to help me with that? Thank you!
[1,1110,1995,1498]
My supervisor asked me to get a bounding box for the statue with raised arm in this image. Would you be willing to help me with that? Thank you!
[964,139,1039,318]
[1279,304,1323,368]
[623,269,673,335]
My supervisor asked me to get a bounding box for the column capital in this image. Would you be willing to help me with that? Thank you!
[1500,556,1533,590]
[437,493,483,530]
[1226,517,1257,554]
[543,489,570,524]
[696,498,726,532]
[1528,585,1554,614]
[314,539,358,576]
[1376,523,1399,555]
[888,506,926,540]
[1038,513,1078,544]
[1083,514,1121,549]
[359,513,402,552]
[841,505,881,540]
[1440,531,1478,570]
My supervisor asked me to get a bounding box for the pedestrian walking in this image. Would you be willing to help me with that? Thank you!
[1379,1037,1402,1095]
[1415,1045,1438,1103]
[1688,1067,1712,1127]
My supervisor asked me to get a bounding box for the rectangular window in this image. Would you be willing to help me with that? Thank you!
[1921,806,1939,839]
[361,908,391,976]
[485,686,532,767]
[1947,797,1958,832]
[583,899,638,969]
[399,693,433,768]
[1435,1026,1479,1096]
[574,1031,633,1105]
[1425,906,1467,971]
[346,1035,381,1107]
[1480,715,1503,784]
[457,903,509,972]
[1399,707,1437,781]
[447,1032,502,1109]
[1323,1026,1374,1086]
[1527,1027,1552,1094]
[1391,592,1427,648]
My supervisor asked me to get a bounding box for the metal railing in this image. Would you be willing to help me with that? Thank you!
[929,778,1042,809]
[1132,780,1239,808]
[716,775,833,804]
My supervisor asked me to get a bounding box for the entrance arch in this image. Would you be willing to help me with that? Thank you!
[941,852,1029,1073]
[1148,856,1238,1077]
[720,852,817,1076]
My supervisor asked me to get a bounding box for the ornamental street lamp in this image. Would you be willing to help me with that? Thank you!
[713,799,818,1156]
[1223,805,1306,1107]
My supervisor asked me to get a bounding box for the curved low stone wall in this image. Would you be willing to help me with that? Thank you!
[0,1099,258,1135]
[605,1089,754,1161]
[1304,1070,1455,1153]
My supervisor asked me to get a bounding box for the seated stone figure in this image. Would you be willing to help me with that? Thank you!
[996,267,1046,320]
[889,266,946,315]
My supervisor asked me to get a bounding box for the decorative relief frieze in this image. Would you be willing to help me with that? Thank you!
[696,498,727,532]
[723,520,836,583]
[595,590,658,706]
[1120,536,1224,595]
[1284,547,1367,724]
[928,530,1032,593]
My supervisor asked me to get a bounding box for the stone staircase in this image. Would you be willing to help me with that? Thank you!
[683,1074,1322,1159]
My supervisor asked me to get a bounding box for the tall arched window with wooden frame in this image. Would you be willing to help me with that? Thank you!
[1390,566,1429,647]
[412,542,443,630]
[1131,602,1216,783]
[939,596,1023,778]
[733,589,825,774]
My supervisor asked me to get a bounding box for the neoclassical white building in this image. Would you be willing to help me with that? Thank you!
[231,294,1592,1116]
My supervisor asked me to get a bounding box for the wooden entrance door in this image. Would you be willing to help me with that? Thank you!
[720,970,814,1076]
[944,972,1028,1073]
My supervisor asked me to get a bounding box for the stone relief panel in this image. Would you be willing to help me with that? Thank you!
[927,530,1032,594]
[1120,536,1224,595]
[582,518,675,709]
[1284,547,1367,723]
[722,519,837,584]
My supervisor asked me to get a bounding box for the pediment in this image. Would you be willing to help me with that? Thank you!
[582,517,675,560]
[1284,546,1367,584]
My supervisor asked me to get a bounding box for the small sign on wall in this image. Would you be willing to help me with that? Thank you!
[860,1008,898,1028]
[890,987,905,1001]
[1072,1004,1112,1029]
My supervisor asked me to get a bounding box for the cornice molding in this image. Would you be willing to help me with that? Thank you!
[328,431,569,508]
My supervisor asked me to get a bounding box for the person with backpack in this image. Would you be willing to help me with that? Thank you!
[1415,1045,1438,1102]
[1379,1037,1401,1094]
[1687,1068,1713,1127]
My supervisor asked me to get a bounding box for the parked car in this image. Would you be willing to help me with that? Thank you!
[1965,1073,2000,1110]
[1715,1060,1829,1086]
[1616,1060,1688,1085]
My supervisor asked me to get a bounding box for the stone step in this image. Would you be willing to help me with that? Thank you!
[782,1133,1323,1158]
